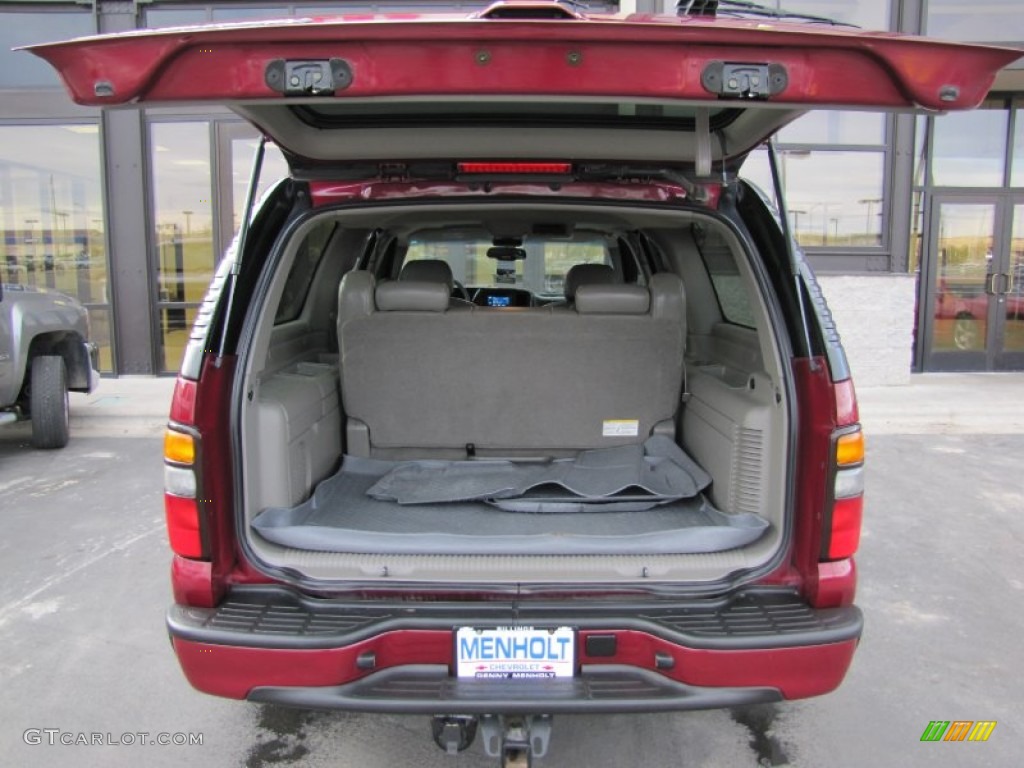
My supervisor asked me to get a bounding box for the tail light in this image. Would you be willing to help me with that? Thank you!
[823,380,864,561]
[164,378,207,560]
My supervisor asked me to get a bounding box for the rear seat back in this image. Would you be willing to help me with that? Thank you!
[337,271,686,455]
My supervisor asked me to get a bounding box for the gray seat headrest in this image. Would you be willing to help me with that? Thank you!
[338,270,376,331]
[575,284,650,315]
[649,272,686,321]
[564,263,616,302]
[376,281,449,312]
[399,259,454,289]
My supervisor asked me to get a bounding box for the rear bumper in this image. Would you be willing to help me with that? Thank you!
[247,665,784,714]
[168,586,862,714]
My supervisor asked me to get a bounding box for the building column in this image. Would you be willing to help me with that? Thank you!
[98,2,154,374]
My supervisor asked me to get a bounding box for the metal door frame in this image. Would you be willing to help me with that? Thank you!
[918,193,1010,371]
[994,195,1024,370]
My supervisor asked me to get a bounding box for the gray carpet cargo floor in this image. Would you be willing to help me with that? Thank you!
[251,442,770,555]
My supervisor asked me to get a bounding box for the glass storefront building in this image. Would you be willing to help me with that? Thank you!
[1,0,1021,380]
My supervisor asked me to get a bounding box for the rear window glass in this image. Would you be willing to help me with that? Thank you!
[275,221,336,324]
[404,230,609,298]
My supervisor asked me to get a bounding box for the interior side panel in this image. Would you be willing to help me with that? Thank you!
[252,360,341,509]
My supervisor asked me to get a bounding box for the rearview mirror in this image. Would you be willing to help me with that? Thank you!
[487,246,527,260]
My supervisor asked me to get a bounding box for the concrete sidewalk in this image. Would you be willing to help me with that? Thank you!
[66,372,1024,438]
[69,376,176,438]
[856,372,1024,435]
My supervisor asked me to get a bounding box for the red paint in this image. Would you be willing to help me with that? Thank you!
[171,556,218,608]
[169,376,197,424]
[789,362,863,606]
[790,358,837,607]
[173,630,453,699]
[172,627,856,702]
[164,494,203,559]
[833,378,859,426]
[827,495,863,561]
[26,17,1017,111]
[577,630,858,700]
[812,558,857,609]
[168,356,238,607]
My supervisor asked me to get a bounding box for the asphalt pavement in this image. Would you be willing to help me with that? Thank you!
[0,373,1021,767]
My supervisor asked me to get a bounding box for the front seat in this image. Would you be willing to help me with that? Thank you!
[398,259,474,308]
[552,263,618,308]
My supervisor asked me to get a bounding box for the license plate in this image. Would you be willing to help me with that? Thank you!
[455,626,575,679]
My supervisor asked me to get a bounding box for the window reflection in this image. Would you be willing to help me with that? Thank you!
[144,9,210,28]
[230,139,289,233]
[87,308,114,373]
[151,122,214,372]
[741,149,884,247]
[909,191,925,275]
[1011,110,1024,188]
[778,111,885,146]
[160,306,198,373]
[1007,205,1024,354]
[927,0,1023,42]
[931,203,994,353]
[775,0,890,29]
[212,7,289,22]
[0,12,94,88]
[931,108,1008,187]
[0,124,113,370]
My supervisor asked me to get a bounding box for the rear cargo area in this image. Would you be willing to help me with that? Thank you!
[236,202,791,583]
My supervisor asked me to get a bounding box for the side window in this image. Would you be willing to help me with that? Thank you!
[274,221,336,324]
[694,224,758,329]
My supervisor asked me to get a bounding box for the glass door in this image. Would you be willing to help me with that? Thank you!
[150,121,215,373]
[215,122,288,258]
[995,201,1024,370]
[150,121,289,373]
[920,195,1021,371]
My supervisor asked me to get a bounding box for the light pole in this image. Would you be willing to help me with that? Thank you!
[789,209,807,237]
[182,209,194,237]
[53,211,69,258]
[858,197,882,240]
[23,218,39,286]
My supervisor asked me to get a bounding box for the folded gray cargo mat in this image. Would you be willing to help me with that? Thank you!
[251,442,769,555]
[367,435,710,512]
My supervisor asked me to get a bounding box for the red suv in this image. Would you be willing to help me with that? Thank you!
[32,3,1018,762]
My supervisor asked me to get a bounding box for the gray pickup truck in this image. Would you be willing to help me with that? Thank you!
[0,282,99,448]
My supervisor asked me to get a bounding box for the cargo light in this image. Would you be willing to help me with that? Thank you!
[457,162,573,175]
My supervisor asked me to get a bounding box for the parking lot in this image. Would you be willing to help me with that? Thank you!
[1,374,1022,768]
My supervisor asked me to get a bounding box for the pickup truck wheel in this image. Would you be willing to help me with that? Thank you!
[30,355,70,449]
